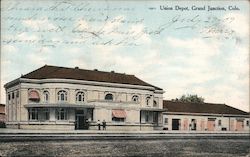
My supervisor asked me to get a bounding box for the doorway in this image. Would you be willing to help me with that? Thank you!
[207,119,215,131]
[172,119,180,130]
[75,110,87,130]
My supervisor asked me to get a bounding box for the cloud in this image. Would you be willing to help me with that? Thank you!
[26,47,52,66]
[1,45,17,54]
[223,13,249,38]
[22,18,56,30]
[17,33,38,41]
[161,36,249,111]
[166,37,220,58]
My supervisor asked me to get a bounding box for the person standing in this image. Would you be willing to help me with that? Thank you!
[102,120,106,130]
[97,120,101,130]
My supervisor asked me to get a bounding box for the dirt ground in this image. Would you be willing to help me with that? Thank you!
[0,139,249,157]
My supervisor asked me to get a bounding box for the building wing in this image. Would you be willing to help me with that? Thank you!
[163,100,248,116]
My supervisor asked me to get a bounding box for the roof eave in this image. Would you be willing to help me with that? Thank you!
[163,111,249,117]
[4,78,21,89]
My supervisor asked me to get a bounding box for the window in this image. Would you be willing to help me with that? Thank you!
[132,95,139,102]
[8,93,11,101]
[153,112,158,124]
[247,121,249,126]
[153,100,157,107]
[112,110,126,123]
[218,120,222,126]
[43,91,49,102]
[28,90,40,102]
[164,118,168,125]
[105,93,113,101]
[112,117,125,122]
[76,92,85,102]
[145,111,149,122]
[12,93,15,99]
[58,90,67,102]
[87,109,93,121]
[16,91,19,98]
[56,108,68,120]
[146,97,150,106]
[28,108,38,120]
[191,119,197,130]
[28,108,49,121]
[41,108,50,121]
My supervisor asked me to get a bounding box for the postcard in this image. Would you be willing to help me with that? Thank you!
[0,0,249,156]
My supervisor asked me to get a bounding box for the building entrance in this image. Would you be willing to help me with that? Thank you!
[75,110,88,130]
[172,119,180,130]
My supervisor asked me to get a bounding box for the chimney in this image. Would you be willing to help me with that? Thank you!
[94,69,98,71]
[75,67,79,69]
[111,70,115,73]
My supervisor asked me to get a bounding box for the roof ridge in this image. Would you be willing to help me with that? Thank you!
[163,100,248,115]
[164,100,226,106]
[44,64,134,76]
[18,65,163,90]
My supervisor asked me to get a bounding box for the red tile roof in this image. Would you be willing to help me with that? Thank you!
[21,65,162,90]
[163,100,249,115]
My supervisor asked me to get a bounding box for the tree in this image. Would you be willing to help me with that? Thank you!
[172,94,205,103]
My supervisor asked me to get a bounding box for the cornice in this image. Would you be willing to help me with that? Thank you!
[16,78,164,93]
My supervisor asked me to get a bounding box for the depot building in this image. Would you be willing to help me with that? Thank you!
[4,65,165,130]
[162,100,249,132]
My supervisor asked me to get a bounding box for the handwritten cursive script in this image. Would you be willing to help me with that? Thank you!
[1,1,239,48]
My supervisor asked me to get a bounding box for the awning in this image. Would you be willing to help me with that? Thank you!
[29,90,40,100]
[112,110,126,118]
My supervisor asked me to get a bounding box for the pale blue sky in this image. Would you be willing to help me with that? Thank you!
[1,0,249,111]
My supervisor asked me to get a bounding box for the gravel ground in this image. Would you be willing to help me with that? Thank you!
[0,139,249,157]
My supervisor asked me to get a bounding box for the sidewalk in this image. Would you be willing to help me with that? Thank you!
[0,128,249,142]
[0,128,249,134]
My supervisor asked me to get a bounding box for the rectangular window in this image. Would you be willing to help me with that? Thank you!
[246,121,249,126]
[56,108,68,120]
[112,117,125,122]
[28,108,50,121]
[87,109,93,121]
[218,120,222,126]
[16,91,19,98]
[8,94,11,101]
[153,112,158,123]
[145,111,149,122]
[12,93,15,99]
[28,108,38,120]
[164,118,168,125]
[39,108,50,121]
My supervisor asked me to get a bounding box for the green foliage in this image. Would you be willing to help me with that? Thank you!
[172,94,205,103]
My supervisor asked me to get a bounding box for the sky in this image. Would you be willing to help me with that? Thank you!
[1,0,249,112]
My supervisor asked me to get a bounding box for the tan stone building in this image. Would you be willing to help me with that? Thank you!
[162,100,250,132]
[4,65,165,130]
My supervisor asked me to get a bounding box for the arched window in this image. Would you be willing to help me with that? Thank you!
[146,96,150,106]
[58,90,67,102]
[76,92,85,102]
[105,93,113,101]
[28,90,40,102]
[132,95,139,103]
[43,91,49,103]
[153,100,157,107]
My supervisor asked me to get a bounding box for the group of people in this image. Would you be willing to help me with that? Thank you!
[97,120,106,130]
